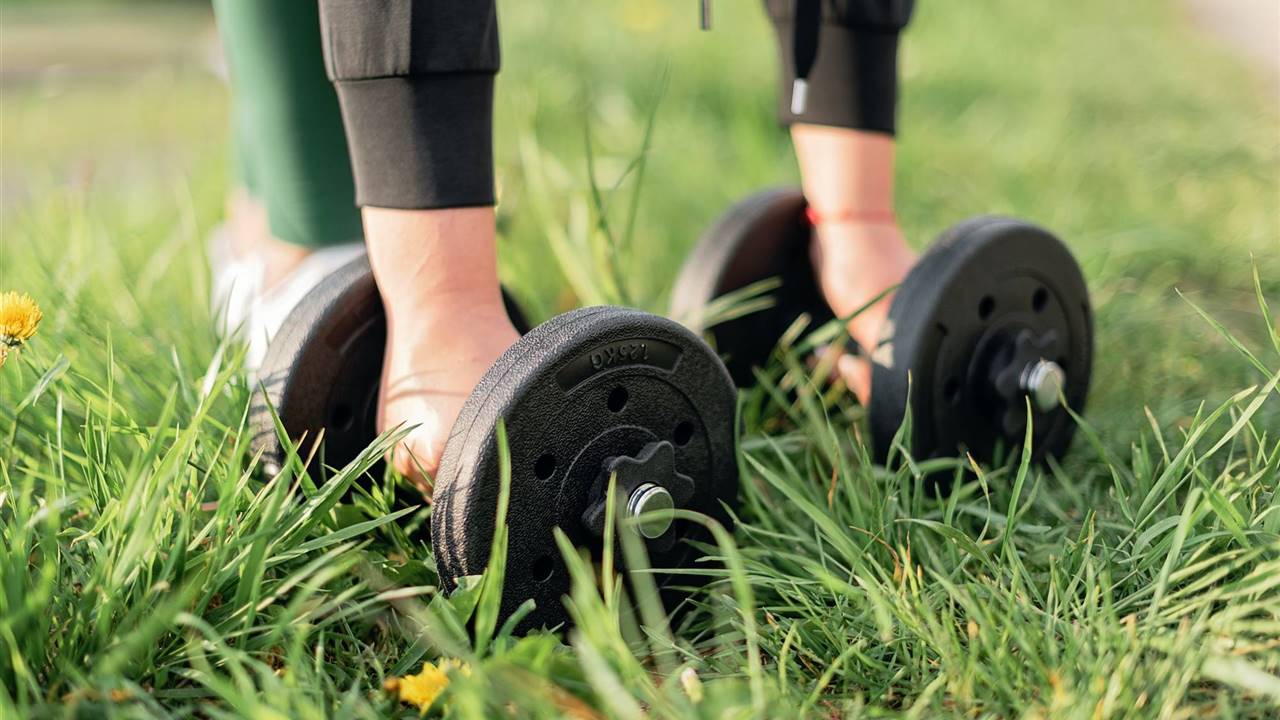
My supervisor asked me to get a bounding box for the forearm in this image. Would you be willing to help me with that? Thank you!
[317,0,500,210]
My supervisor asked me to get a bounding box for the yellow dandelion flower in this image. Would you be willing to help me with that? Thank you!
[388,659,470,712]
[0,291,43,368]
[0,292,42,343]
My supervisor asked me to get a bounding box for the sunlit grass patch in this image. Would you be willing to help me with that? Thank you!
[2,0,1278,717]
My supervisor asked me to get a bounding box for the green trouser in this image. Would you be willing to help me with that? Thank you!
[213,0,362,248]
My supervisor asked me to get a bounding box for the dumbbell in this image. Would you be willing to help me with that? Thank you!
[251,255,738,630]
[670,188,1094,465]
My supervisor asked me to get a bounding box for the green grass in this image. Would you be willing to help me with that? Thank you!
[3,0,1279,717]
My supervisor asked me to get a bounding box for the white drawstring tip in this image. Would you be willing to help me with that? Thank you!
[790,78,809,115]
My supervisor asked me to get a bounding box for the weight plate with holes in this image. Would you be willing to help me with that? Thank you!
[672,189,1093,466]
[431,306,738,632]
[870,216,1093,464]
[668,187,830,386]
[250,254,529,476]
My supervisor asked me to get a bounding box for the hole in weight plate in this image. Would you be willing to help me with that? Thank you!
[534,453,557,480]
[978,296,995,320]
[674,421,695,447]
[1032,287,1049,313]
[944,378,961,405]
[531,554,555,583]
[330,403,354,432]
[607,386,629,413]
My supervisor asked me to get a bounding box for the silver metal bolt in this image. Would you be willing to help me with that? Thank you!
[1021,359,1066,413]
[627,483,675,539]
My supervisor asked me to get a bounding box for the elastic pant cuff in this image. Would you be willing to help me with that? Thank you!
[334,73,496,209]
[775,24,899,135]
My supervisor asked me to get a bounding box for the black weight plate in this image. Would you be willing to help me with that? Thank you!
[431,306,738,632]
[669,188,832,387]
[869,217,1093,465]
[251,254,530,476]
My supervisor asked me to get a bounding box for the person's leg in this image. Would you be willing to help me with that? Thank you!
[213,0,363,287]
[318,1,517,489]
[362,207,517,488]
[765,0,917,400]
[795,127,914,400]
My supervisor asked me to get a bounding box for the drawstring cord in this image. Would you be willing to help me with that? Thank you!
[791,0,821,114]
[697,0,822,114]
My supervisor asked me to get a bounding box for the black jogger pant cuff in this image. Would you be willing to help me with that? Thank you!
[770,23,901,134]
[332,74,496,210]
[765,0,915,134]
[319,0,499,211]
[319,0,913,211]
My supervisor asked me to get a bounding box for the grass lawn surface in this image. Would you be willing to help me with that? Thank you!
[2,0,1278,717]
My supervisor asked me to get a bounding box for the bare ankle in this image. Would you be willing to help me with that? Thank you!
[791,124,897,220]
[224,188,314,288]
[259,239,314,289]
[363,206,505,317]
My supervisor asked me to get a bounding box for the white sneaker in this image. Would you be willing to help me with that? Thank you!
[209,226,366,372]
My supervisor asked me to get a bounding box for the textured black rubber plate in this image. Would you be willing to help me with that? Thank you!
[668,188,832,387]
[869,217,1093,465]
[431,306,738,632]
[251,254,529,476]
